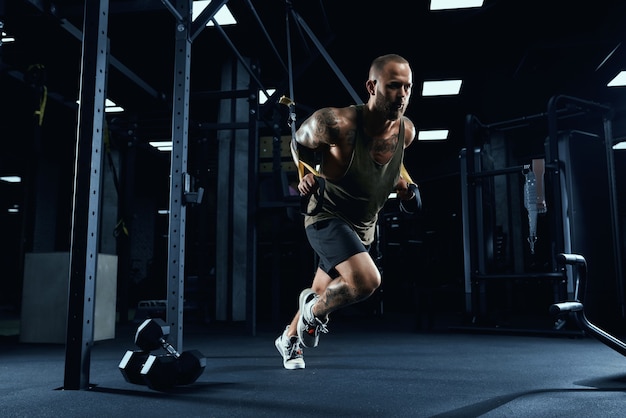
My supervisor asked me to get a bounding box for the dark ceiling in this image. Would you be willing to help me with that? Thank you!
[2,0,626,178]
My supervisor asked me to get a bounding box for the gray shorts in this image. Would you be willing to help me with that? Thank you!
[305,218,369,279]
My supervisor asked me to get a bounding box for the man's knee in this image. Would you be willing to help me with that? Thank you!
[355,269,381,298]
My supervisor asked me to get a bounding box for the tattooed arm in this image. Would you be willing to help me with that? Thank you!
[293,107,356,192]
[295,107,347,150]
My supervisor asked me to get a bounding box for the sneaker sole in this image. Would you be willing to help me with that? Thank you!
[283,358,305,370]
[297,288,319,348]
[274,336,305,370]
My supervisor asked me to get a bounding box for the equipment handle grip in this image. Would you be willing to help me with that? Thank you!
[558,253,586,265]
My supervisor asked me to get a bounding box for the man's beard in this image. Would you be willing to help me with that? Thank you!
[375,91,402,121]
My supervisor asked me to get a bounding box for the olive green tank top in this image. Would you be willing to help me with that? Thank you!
[303,104,404,245]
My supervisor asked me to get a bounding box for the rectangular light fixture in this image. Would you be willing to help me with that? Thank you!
[105,98,124,113]
[613,141,626,150]
[608,71,626,87]
[1,30,16,43]
[0,176,21,183]
[193,0,237,26]
[259,88,276,104]
[422,79,463,96]
[77,98,124,113]
[149,141,173,152]
[418,130,449,141]
[430,0,484,10]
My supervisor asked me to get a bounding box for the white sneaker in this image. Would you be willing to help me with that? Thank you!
[274,326,305,370]
[297,288,329,348]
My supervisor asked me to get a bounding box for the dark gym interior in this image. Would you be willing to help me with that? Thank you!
[3,1,626,416]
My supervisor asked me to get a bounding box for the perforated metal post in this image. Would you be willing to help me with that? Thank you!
[63,0,109,390]
[165,0,192,352]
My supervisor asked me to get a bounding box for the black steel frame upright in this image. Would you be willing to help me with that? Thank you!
[63,0,109,390]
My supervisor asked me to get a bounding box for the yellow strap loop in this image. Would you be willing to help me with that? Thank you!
[34,85,47,126]
[298,160,320,180]
[400,163,414,185]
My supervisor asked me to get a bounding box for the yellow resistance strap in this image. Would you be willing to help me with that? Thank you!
[400,163,414,184]
[298,159,320,180]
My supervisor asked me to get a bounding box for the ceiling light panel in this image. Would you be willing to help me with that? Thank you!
[430,0,484,10]
[418,130,449,141]
[422,80,463,96]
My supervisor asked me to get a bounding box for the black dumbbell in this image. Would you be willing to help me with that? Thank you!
[118,350,150,385]
[140,353,180,390]
[139,349,206,390]
[133,318,206,389]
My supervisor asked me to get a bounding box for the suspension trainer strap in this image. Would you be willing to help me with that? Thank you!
[281,15,325,216]
[280,95,325,216]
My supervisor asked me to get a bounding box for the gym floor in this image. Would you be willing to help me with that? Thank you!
[2,312,626,418]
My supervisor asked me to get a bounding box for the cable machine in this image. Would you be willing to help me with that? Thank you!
[460,95,624,332]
